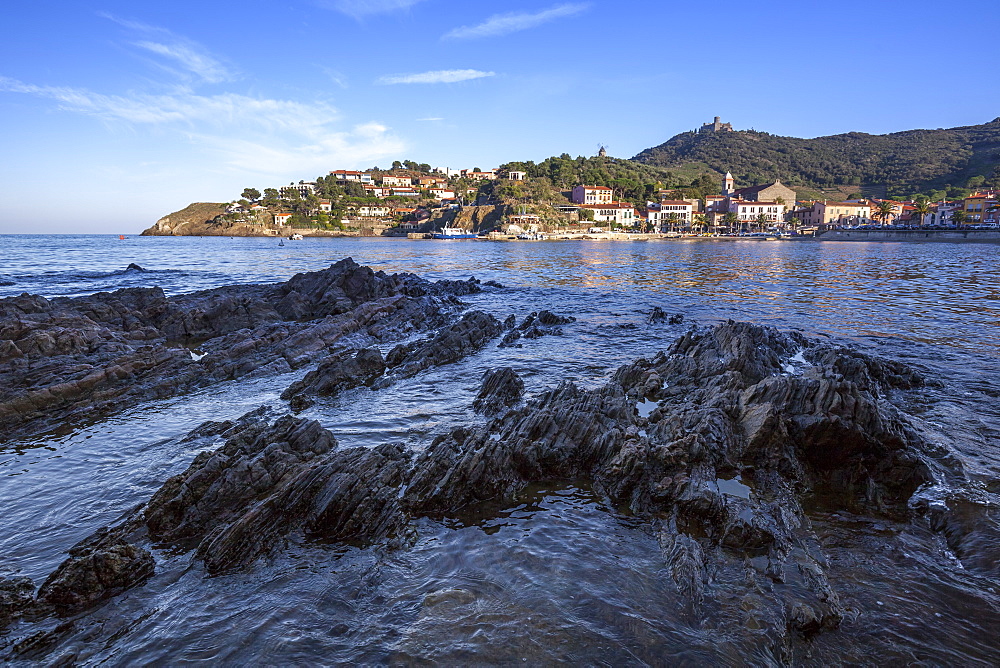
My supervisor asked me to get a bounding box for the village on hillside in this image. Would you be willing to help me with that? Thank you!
[222,119,1000,239]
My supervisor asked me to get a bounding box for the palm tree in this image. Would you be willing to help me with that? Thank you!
[721,211,739,233]
[911,200,931,228]
[873,201,896,227]
[952,209,969,228]
[756,213,770,233]
[692,213,708,235]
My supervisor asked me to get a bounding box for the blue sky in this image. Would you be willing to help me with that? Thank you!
[1,0,997,233]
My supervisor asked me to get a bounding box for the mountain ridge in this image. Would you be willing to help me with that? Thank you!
[631,118,1000,199]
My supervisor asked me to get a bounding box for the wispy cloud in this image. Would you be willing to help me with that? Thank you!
[133,41,232,84]
[100,12,235,84]
[317,0,427,19]
[0,76,403,173]
[444,3,589,39]
[377,69,495,85]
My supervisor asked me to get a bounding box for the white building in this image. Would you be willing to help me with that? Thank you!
[281,182,316,197]
[429,188,456,200]
[646,200,694,230]
[353,205,391,218]
[580,202,637,226]
[507,171,527,181]
[572,185,613,205]
[330,170,373,184]
[729,200,786,227]
[381,175,413,187]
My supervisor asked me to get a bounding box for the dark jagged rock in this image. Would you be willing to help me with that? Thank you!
[384,311,503,378]
[281,347,385,401]
[0,576,34,625]
[502,314,517,329]
[647,306,668,323]
[668,313,684,325]
[125,263,146,272]
[0,258,474,442]
[536,310,575,326]
[473,367,524,415]
[507,309,575,342]
[17,320,955,652]
[498,329,521,348]
[145,415,335,544]
[36,521,154,614]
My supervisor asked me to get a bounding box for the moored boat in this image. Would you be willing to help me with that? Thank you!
[432,226,477,239]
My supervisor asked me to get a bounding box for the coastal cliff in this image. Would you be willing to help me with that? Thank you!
[140,202,229,236]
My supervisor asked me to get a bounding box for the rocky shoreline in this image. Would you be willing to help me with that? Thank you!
[2,260,998,662]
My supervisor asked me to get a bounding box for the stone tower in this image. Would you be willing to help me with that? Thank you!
[598,145,608,157]
[722,171,735,196]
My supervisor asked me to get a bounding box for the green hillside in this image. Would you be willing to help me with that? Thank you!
[632,118,1000,200]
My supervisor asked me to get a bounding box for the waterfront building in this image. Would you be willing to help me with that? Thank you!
[273,213,292,226]
[353,205,391,218]
[794,201,872,228]
[962,193,999,223]
[729,180,796,207]
[646,200,694,230]
[572,185,613,205]
[579,201,637,226]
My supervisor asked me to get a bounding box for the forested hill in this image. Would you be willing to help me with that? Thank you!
[631,118,1000,199]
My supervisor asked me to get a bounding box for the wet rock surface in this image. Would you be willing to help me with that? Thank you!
[10,318,978,662]
[499,310,575,347]
[472,367,524,415]
[0,258,485,441]
[5,261,998,663]
[383,310,503,379]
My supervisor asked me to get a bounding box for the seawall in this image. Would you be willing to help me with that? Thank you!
[817,229,1000,244]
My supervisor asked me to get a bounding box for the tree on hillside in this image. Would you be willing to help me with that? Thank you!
[262,188,282,207]
[343,181,367,197]
[951,209,968,227]
[242,188,261,202]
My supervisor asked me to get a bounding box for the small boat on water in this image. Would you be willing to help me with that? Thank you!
[432,226,477,239]
[289,233,303,240]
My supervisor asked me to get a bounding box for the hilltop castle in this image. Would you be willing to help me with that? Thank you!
[699,116,733,134]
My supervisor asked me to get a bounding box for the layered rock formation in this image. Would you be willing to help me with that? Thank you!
[4,317,965,658]
[0,259,486,441]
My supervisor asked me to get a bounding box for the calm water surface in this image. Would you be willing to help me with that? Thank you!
[1,234,999,664]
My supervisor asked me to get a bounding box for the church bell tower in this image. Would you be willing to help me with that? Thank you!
[722,171,735,196]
